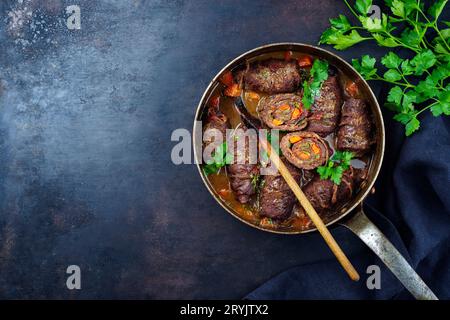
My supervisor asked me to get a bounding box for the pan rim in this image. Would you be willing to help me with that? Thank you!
[192,42,385,235]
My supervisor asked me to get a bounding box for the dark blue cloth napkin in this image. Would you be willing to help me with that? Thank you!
[246,105,450,300]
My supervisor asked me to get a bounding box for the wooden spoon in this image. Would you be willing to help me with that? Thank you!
[235,97,360,281]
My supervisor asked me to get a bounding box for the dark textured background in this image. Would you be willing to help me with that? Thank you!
[0,0,404,299]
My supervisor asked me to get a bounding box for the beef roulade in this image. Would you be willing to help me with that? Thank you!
[336,98,373,157]
[306,75,342,136]
[257,93,308,131]
[239,58,302,94]
[280,132,330,170]
[227,125,259,204]
[259,161,302,220]
[302,168,358,214]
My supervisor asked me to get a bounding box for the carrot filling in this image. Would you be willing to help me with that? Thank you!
[278,104,291,111]
[297,151,311,160]
[291,108,302,120]
[289,136,302,144]
[272,118,284,126]
[311,143,321,155]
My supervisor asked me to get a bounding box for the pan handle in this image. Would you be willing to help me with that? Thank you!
[340,206,438,300]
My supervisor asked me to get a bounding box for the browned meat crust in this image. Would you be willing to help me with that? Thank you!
[242,59,302,94]
[259,161,302,220]
[202,101,229,149]
[306,75,343,136]
[257,93,308,131]
[302,167,361,214]
[280,131,330,170]
[227,125,259,204]
[336,98,373,157]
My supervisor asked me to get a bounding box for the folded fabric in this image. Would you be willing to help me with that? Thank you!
[246,103,450,300]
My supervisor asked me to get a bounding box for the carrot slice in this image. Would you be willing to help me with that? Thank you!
[272,119,284,126]
[278,104,291,111]
[298,55,313,67]
[291,108,302,120]
[298,151,311,160]
[220,71,234,87]
[224,83,241,97]
[289,136,302,144]
[311,143,321,155]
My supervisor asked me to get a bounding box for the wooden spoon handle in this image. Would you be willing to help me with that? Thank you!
[261,138,360,281]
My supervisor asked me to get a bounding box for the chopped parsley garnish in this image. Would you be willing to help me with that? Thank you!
[302,59,329,109]
[203,142,233,175]
[317,151,354,185]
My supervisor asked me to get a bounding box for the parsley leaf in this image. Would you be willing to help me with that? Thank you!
[355,0,372,15]
[319,0,450,136]
[383,69,402,82]
[330,14,351,31]
[352,55,377,78]
[320,29,368,50]
[316,151,354,185]
[387,86,403,106]
[381,52,403,69]
[302,59,329,109]
[410,50,437,75]
[203,142,232,175]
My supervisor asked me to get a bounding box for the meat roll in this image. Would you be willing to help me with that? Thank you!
[227,125,259,204]
[280,132,330,170]
[259,161,302,220]
[257,94,308,131]
[306,75,343,136]
[202,96,229,149]
[337,98,373,157]
[240,59,302,94]
[302,168,359,213]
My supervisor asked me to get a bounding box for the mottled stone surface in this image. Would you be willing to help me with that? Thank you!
[0,0,387,298]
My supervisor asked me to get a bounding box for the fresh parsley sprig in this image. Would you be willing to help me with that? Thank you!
[203,142,233,175]
[317,151,354,185]
[319,0,450,136]
[302,59,330,109]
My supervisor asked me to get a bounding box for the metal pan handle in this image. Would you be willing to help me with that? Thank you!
[340,207,438,300]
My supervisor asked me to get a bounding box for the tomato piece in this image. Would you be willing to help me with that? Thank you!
[298,55,313,67]
[220,71,234,87]
[218,188,231,198]
[284,50,293,61]
[345,81,359,97]
[209,95,220,108]
[224,83,241,97]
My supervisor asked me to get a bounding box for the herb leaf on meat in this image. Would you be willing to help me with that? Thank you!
[302,59,330,109]
[317,151,354,185]
[203,142,233,175]
[319,0,450,136]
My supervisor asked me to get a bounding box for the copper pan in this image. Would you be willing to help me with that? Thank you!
[192,43,437,300]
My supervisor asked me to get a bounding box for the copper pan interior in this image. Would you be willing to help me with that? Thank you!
[193,43,385,234]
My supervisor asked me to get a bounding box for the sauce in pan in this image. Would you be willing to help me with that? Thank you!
[202,51,374,232]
